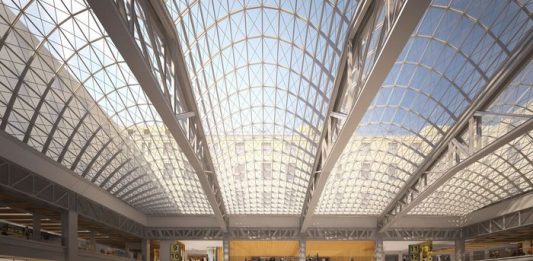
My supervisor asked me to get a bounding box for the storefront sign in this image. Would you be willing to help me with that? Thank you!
[409,241,432,261]
[170,241,185,261]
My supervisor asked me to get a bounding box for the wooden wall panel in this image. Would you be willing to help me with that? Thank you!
[230,241,299,260]
[306,241,375,261]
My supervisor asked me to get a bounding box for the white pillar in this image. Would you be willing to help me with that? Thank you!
[160,240,171,261]
[89,231,96,251]
[61,210,78,261]
[142,239,150,261]
[299,239,306,261]
[32,213,41,241]
[455,239,465,261]
[223,236,230,261]
[375,234,384,261]
[398,252,403,261]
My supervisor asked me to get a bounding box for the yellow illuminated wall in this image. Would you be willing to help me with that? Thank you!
[230,241,299,261]
[306,241,375,261]
[218,247,224,261]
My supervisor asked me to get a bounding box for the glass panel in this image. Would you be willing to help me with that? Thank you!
[317,0,532,215]
[410,61,533,216]
[0,0,212,214]
[166,0,359,214]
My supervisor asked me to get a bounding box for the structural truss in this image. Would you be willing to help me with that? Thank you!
[0,0,531,236]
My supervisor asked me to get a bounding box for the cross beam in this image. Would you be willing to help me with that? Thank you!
[378,35,533,232]
[87,0,228,231]
[300,0,431,232]
[0,149,145,238]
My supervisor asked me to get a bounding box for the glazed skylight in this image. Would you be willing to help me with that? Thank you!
[0,0,212,214]
[0,0,530,219]
[166,0,359,214]
[316,0,532,215]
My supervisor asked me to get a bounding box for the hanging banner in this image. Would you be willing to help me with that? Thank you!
[420,241,432,261]
[408,241,432,261]
[409,244,420,261]
[171,241,185,261]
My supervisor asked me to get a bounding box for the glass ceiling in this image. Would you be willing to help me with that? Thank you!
[410,60,533,216]
[0,0,211,215]
[316,0,532,215]
[166,0,359,214]
[0,0,530,219]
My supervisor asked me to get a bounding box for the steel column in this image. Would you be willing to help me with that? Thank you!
[32,212,41,241]
[455,239,465,261]
[299,239,306,261]
[142,238,151,261]
[61,209,78,261]
[223,235,230,261]
[375,234,384,261]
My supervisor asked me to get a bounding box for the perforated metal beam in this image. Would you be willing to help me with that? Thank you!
[383,228,461,241]
[379,35,533,232]
[300,0,431,232]
[463,207,533,239]
[305,228,376,240]
[450,194,533,241]
[145,228,224,240]
[87,0,228,231]
[143,227,464,240]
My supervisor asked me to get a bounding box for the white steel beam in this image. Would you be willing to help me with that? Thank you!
[300,0,431,232]
[87,0,228,231]
[462,191,533,226]
[462,205,533,239]
[379,35,533,232]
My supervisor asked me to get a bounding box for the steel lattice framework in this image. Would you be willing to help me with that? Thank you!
[1,146,532,241]
[0,0,212,216]
[300,0,431,232]
[316,0,532,217]
[0,155,145,238]
[165,0,359,215]
[0,0,531,237]
[86,0,229,231]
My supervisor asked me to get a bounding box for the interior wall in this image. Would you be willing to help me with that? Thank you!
[217,247,223,261]
[230,241,299,260]
[306,241,375,261]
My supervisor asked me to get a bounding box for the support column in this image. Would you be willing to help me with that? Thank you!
[398,252,403,261]
[455,238,465,261]
[89,231,96,251]
[375,234,384,261]
[223,236,230,261]
[61,210,78,261]
[142,239,150,261]
[31,213,41,240]
[160,240,171,261]
[299,239,306,261]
